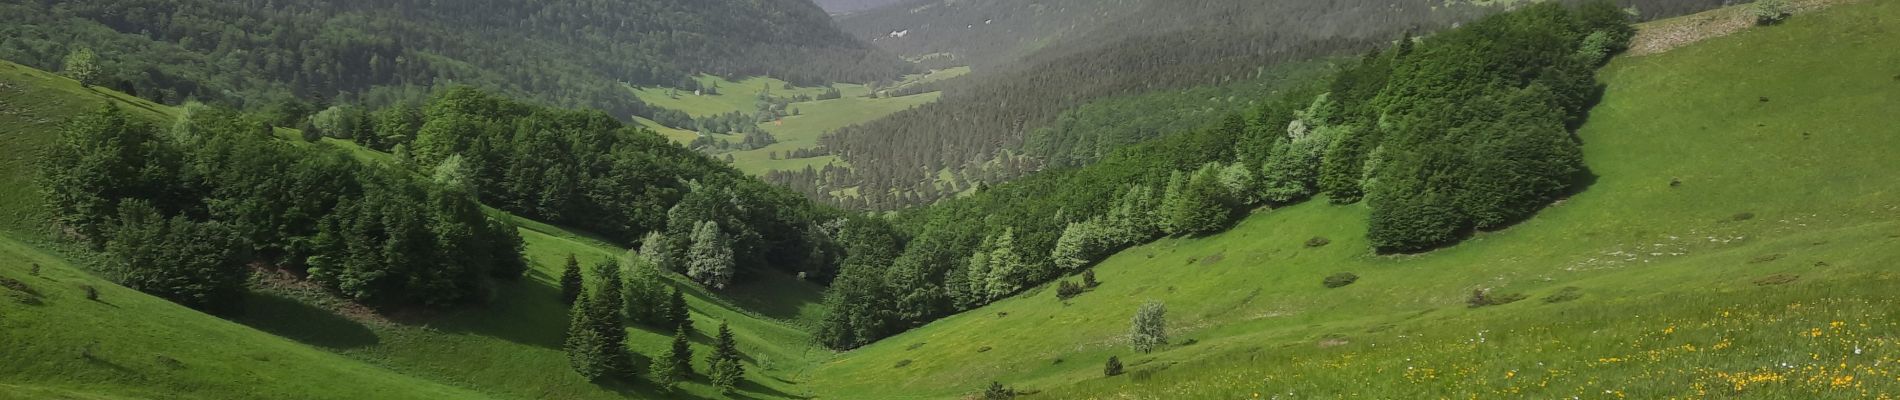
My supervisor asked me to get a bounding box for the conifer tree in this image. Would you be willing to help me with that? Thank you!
[707,322,745,393]
[666,325,695,382]
[666,287,693,332]
[559,254,583,305]
[564,289,609,380]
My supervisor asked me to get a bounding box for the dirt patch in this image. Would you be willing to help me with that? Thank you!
[1627,0,1855,57]
[1198,252,1225,266]
[1749,253,1786,264]
[1753,274,1800,286]
[249,266,394,327]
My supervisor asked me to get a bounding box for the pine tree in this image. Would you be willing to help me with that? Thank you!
[707,322,745,393]
[1104,356,1124,376]
[564,289,609,380]
[686,220,735,289]
[559,254,583,305]
[588,259,631,377]
[666,287,692,332]
[666,325,695,382]
[1130,300,1168,353]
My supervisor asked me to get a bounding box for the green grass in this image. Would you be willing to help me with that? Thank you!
[630,69,964,175]
[0,59,832,399]
[800,2,1900,398]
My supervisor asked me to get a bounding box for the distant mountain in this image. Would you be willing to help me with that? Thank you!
[0,0,913,119]
[814,0,919,14]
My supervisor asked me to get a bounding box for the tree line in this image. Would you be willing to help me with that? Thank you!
[811,1,1634,349]
[0,0,911,122]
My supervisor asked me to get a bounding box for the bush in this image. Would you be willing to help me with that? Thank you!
[1305,236,1332,248]
[1104,356,1124,376]
[1082,269,1100,288]
[1750,0,1792,25]
[983,381,1016,400]
[1056,280,1085,300]
[28,264,40,276]
[1323,272,1359,288]
[82,285,100,301]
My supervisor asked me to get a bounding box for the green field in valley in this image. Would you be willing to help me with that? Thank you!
[631,68,968,175]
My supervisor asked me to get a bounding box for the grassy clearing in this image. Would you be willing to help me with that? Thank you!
[0,60,832,399]
[802,2,1900,398]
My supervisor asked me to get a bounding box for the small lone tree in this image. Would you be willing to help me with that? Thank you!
[1104,356,1124,376]
[62,47,103,87]
[1129,300,1168,353]
[559,254,583,305]
[707,322,745,393]
[1082,269,1100,288]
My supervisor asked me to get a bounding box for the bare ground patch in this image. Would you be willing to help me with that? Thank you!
[1628,0,1857,56]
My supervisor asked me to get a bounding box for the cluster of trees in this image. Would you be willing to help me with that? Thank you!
[379,88,840,285]
[0,0,910,119]
[564,255,745,393]
[811,1,1632,349]
[41,105,525,311]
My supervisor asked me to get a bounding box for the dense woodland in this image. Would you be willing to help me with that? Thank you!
[40,105,526,311]
[812,2,1633,349]
[0,0,911,120]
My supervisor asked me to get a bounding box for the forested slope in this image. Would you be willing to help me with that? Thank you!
[810,0,1732,211]
[0,0,912,119]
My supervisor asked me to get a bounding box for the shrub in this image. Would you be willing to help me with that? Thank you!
[1750,0,1792,25]
[1542,287,1583,303]
[1129,300,1168,353]
[1104,356,1124,376]
[983,381,1016,400]
[1082,269,1100,288]
[894,359,912,368]
[1056,280,1085,300]
[1731,212,1756,222]
[82,285,99,301]
[1305,236,1332,248]
[1323,272,1360,288]
[28,264,40,276]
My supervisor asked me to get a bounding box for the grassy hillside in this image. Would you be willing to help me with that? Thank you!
[0,60,833,400]
[801,1,1900,398]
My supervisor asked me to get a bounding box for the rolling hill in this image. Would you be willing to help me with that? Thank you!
[794,1,1900,397]
[0,59,833,400]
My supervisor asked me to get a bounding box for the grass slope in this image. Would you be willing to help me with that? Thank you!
[802,2,1900,398]
[0,60,834,399]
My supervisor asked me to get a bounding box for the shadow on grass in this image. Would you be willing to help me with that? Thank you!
[422,277,571,350]
[232,291,379,349]
[734,377,813,400]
